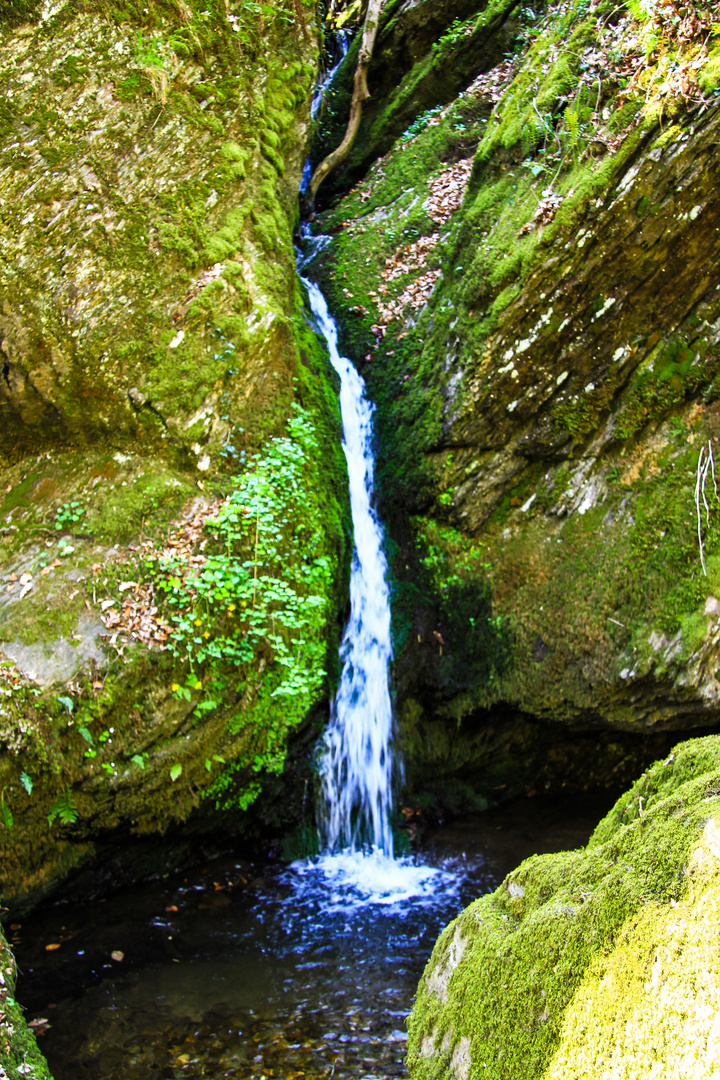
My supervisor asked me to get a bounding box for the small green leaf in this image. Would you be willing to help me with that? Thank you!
[0,800,13,830]
[170,763,182,782]
[48,791,78,827]
[57,695,74,714]
[20,772,33,794]
[131,754,146,769]
[78,726,94,745]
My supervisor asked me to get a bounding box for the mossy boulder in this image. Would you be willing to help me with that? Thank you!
[0,0,352,914]
[407,734,720,1079]
[311,0,720,800]
[0,923,51,1080]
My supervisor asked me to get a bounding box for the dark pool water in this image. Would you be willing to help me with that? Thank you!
[11,793,614,1080]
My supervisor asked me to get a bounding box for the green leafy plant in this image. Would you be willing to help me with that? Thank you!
[0,791,13,830]
[19,772,32,794]
[48,790,78,827]
[400,106,443,143]
[55,500,85,530]
[158,405,333,706]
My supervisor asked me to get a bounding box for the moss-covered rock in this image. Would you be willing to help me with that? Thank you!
[0,922,51,1080]
[407,734,720,1079]
[0,0,352,913]
[312,0,720,800]
[311,0,523,198]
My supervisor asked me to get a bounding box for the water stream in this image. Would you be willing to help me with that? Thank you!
[305,276,396,860]
[14,796,614,1080]
[12,259,620,1076]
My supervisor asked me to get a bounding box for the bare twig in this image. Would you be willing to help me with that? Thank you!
[696,445,707,575]
[696,440,717,576]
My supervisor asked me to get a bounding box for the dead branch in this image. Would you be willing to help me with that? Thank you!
[696,440,717,577]
[305,0,384,208]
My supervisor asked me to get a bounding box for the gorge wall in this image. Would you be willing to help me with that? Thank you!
[0,0,350,915]
[408,734,720,1079]
[309,0,720,810]
[3,0,720,1076]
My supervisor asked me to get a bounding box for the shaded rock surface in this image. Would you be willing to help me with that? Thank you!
[0,0,350,915]
[0,923,51,1080]
[312,0,523,199]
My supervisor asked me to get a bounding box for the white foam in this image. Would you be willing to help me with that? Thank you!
[303,279,398,858]
[293,850,446,908]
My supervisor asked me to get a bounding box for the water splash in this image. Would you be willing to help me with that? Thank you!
[301,277,399,862]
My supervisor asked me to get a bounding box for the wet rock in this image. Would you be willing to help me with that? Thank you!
[3,616,105,688]
[315,0,720,797]
[0,1,349,920]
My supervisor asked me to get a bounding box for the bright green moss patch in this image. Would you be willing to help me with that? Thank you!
[0,0,315,465]
[0,0,355,923]
[408,735,720,1080]
[316,0,720,754]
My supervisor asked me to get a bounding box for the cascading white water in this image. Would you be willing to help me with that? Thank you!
[301,277,397,858]
[300,31,350,196]
[292,36,440,901]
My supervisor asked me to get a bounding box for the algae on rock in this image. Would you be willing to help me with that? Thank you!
[310,0,720,802]
[0,922,52,1080]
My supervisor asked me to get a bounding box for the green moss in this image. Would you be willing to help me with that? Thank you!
[698,41,720,95]
[0,0,354,922]
[0,925,52,1079]
[613,337,715,443]
[408,736,720,1080]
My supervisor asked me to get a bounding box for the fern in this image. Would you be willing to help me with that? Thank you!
[48,791,78,827]
[627,0,654,22]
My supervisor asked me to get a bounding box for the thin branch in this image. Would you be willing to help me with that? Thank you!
[702,450,712,526]
[697,445,707,576]
[305,0,384,208]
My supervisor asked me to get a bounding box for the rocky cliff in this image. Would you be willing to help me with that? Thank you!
[310,0,720,806]
[0,0,350,914]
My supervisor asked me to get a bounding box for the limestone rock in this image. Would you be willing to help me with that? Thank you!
[0,1,350,914]
[314,0,720,801]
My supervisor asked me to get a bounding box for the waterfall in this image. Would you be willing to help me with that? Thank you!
[301,277,398,858]
[291,26,422,894]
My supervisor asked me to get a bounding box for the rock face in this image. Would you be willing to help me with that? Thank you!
[407,735,720,1079]
[310,0,720,805]
[0,0,350,913]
